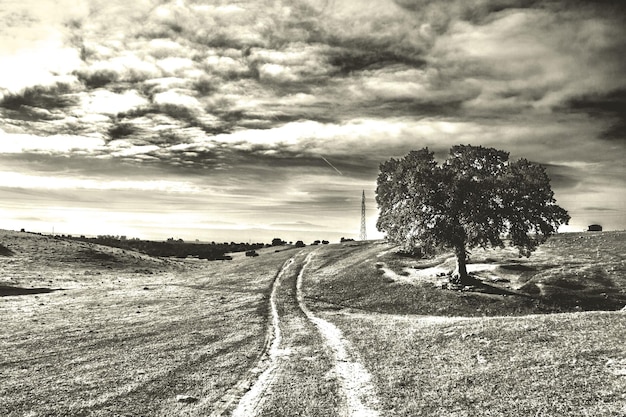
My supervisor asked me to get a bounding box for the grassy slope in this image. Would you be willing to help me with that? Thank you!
[305,232,626,317]
[512,232,626,310]
[2,230,625,416]
[0,230,294,416]
[301,233,626,416]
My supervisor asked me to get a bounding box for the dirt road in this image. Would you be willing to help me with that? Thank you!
[210,258,296,417]
[296,252,380,417]
[224,251,380,416]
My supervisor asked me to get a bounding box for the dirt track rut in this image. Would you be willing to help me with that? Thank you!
[296,252,380,417]
[223,251,380,416]
[209,258,294,417]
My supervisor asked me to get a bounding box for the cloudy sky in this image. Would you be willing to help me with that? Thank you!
[1,0,624,243]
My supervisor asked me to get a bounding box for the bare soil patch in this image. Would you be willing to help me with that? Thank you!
[229,258,293,417]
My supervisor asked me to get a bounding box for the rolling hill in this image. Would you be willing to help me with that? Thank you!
[0,229,624,416]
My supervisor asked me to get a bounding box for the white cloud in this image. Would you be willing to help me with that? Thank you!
[80,89,148,115]
[253,45,326,66]
[153,90,201,108]
[0,171,200,193]
[0,0,86,55]
[107,139,164,156]
[148,38,188,58]
[110,145,161,157]
[204,54,248,75]
[89,53,160,81]
[190,4,246,14]
[204,118,463,151]
[144,77,188,92]
[0,36,81,92]
[79,113,111,124]
[0,130,104,154]
[156,57,195,75]
[259,63,299,82]
[357,68,480,104]
[252,44,333,81]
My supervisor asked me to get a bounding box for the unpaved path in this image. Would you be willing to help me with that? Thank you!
[211,258,295,417]
[220,251,380,416]
[296,252,380,417]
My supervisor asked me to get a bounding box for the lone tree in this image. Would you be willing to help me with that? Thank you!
[376,145,570,285]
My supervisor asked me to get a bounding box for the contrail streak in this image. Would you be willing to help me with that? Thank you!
[321,156,343,175]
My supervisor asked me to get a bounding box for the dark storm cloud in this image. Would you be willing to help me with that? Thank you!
[601,120,626,143]
[241,148,377,180]
[564,89,626,143]
[216,109,340,128]
[540,163,583,190]
[0,152,172,181]
[359,96,465,119]
[0,83,77,111]
[582,207,620,212]
[326,45,427,75]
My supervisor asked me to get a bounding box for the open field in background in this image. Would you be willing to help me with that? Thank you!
[0,230,296,416]
[1,229,625,416]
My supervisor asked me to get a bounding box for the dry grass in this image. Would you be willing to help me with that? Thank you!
[256,253,340,417]
[0,230,294,416]
[302,242,541,317]
[325,311,626,416]
[298,233,626,416]
[2,230,625,416]
[303,232,626,317]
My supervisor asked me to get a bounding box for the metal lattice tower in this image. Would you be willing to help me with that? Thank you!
[360,190,367,241]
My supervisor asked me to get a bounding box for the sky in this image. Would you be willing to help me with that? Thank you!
[0,0,625,243]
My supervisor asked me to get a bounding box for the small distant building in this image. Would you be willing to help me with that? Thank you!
[587,224,603,232]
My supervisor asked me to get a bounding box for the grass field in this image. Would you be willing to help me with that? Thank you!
[325,311,626,416]
[299,231,626,416]
[0,230,295,416]
[1,229,625,416]
[303,231,626,317]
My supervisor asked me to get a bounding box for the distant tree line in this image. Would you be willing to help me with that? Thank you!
[66,235,265,260]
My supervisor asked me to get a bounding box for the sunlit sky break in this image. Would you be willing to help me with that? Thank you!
[1,0,625,243]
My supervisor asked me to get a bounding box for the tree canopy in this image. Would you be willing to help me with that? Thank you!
[376,145,570,285]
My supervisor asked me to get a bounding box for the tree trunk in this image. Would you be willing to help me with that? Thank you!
[451,245,471,285]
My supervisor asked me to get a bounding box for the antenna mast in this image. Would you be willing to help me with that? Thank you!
[360,190,367,241]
